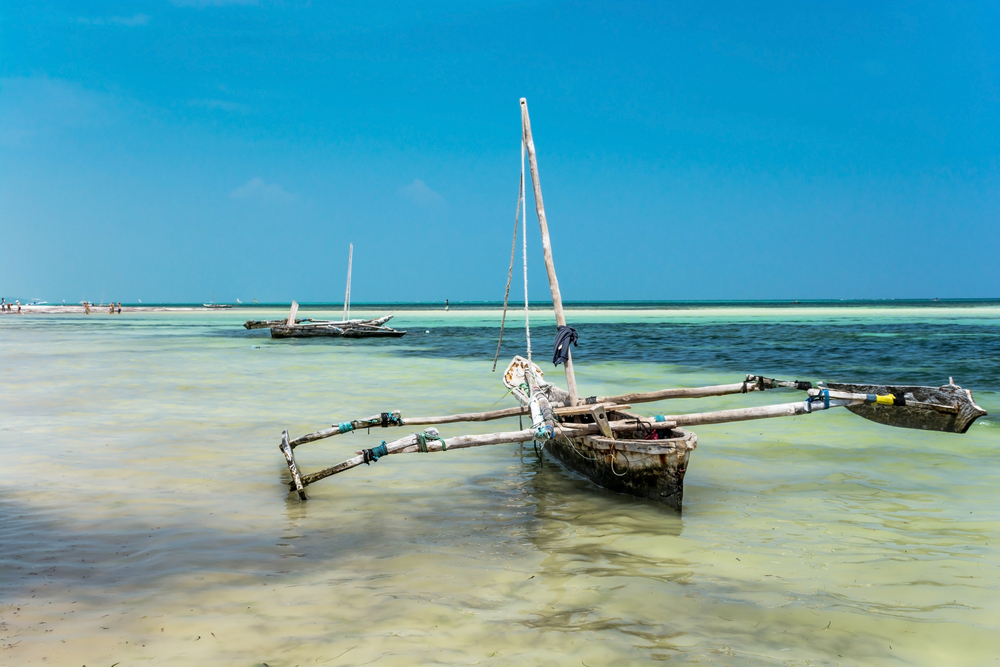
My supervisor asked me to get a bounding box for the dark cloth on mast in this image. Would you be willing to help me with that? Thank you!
[552,325,578,366]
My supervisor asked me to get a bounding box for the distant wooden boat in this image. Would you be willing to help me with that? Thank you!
[270,322,406,338]
[244,314,393,330]
[269,312,403,338]
[262,247,405,339]
[204,291,231,308]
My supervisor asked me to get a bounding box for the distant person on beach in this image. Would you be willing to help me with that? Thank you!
[16,300,21,314]
[445,298,449,311]
[84,302,91,315]
[117,302,122,314]
[109,303,114,314]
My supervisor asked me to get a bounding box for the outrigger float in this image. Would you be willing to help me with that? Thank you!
[275,99,987,510]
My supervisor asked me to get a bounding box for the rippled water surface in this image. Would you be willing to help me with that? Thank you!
[2,305,998,666]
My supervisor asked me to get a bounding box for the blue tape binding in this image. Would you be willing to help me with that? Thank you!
[654,415,666,422]
[338,421,354,433]
[822,389,830,410]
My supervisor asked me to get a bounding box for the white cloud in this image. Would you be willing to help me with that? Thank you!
[0,76,122,146]
[399,179,445,208]
[230,178,296,202]
[78,14,151,27]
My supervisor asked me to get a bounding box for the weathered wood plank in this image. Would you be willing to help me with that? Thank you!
[279,430,307,500]
[590,404,614,438]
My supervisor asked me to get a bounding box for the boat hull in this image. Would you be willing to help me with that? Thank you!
[544,427,696,511]
[269,325,406,338]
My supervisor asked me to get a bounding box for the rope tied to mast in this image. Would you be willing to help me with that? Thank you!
[492,135,532,368]
[492,142,526,372]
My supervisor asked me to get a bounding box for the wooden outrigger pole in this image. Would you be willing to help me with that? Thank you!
[521,98,579,406]
[279,379,986,499]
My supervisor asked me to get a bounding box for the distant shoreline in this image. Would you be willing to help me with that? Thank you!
[3,298,999,316]
[3,305,206,315]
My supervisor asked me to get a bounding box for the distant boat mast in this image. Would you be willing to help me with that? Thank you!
[343,243,353,322]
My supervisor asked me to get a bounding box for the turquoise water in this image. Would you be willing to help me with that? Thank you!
[1,304,998,665]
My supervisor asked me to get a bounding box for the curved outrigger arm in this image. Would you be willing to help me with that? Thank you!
[279,383,986,500]
[284,376,986,452]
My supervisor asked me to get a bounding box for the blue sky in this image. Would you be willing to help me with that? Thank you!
[1,1,997,303]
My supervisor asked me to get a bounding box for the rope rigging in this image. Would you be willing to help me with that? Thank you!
[492,136,533,369]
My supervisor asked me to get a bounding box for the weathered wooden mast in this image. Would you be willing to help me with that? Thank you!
[520,98,579,405]
[343,243,353,322]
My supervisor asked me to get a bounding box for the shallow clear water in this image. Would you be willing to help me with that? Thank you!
[1,305,998,666]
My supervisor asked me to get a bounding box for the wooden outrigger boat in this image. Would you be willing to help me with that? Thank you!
[245,313,401,335]
[274,99,987,510]
[263,308,405,339]
[270,320,405,339]
[251,246,405,339]
[277,369,986,509]
[204,291,232,308]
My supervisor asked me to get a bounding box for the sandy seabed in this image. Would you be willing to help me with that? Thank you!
[1,308,998,665]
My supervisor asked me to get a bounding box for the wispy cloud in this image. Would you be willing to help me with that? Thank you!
[171,0,261,6]
[77,14,151,27]
[190,99,251,113]
[0,76,123,146]
[399,179,445,208]
[230,178,295,202]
